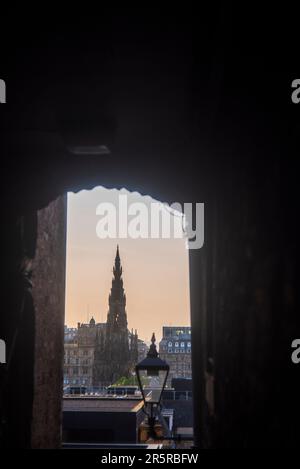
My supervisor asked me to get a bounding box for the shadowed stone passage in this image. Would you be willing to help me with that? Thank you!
[0,213,37,449]
[0,12,299,448]
[31,195,67,448]
[93,246,138,386]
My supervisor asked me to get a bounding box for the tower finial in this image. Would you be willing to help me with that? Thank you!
[113,244,122,277]
[147,332,158,358]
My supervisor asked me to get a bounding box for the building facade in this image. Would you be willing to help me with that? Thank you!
[64,319,106,387]
[64,246,138,388]
[137,338,148,363]
[159,326,192,384]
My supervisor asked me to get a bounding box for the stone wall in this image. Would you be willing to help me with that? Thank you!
[31,196,67,448]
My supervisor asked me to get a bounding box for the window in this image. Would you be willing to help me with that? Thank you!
[187,342,191,347]
[168,341,172,347]
[168,348,172,353]
[175,342,179,347]
[181,342,185,348]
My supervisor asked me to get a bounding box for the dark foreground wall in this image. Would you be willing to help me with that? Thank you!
[31,196,67,448]
[190,160,298,448]
[0,197,67,448]
[0,11,299,449]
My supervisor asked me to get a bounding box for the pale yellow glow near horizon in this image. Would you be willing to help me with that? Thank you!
[65,187,190,343]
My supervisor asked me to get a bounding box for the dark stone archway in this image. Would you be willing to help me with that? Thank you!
[0,10,299,448]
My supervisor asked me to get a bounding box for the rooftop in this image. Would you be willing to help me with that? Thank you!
[63,397,143,413]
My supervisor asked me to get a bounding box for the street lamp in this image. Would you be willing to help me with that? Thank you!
[135,333,169,438]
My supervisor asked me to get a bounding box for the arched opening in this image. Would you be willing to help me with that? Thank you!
[31,186,194,447]
[64,187,192,446]
[65,187,190,346]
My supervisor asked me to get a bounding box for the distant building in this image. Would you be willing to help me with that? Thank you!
[137,339,148,362]
[62,397,144,444]
[64,318,106,387]
[64,246,139,388]
[162,377,193,444]
[93,246,138,386]
[64,326,78,343]
[159,326,192,384]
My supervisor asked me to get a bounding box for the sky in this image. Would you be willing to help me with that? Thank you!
[65,186,190,343]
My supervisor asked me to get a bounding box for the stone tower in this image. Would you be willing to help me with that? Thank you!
[93,246,138,386]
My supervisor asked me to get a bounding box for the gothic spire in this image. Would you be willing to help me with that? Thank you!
[107,246,127,328]
[113,244,122,278]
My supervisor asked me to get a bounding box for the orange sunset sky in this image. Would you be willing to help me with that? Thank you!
[65,186,190,343]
